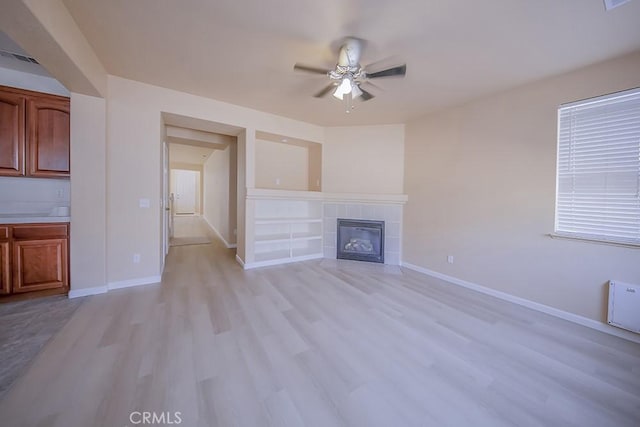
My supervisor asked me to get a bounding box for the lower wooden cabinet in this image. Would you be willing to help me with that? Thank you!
[13,238,68,293]
[0,222,69,301]
[0,241,10,294]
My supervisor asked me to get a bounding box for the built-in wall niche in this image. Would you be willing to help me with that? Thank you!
[255,131,322,192]
[251,198,323,268]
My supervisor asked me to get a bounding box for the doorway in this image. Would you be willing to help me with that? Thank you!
[169,168,210,246]
[160,113,242,264]
[171,169,199,214]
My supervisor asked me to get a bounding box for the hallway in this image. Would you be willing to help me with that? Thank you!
[170,215,213,246]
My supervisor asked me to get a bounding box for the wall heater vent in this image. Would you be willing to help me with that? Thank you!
[0,49,40,64]
[608,281,640,334]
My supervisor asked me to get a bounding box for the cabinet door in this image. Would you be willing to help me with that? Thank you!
[27,97,70,177]
[0,241,10,294]
[12,238,68,293]
[0,91,25,176]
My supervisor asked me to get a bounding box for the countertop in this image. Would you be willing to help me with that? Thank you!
[0,214,71,224]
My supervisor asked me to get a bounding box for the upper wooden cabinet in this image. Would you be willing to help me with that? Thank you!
[0,86,70,178]
[27,97,70,177]
[0,90,25,176]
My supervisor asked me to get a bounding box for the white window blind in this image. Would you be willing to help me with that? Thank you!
[555,87,640,246]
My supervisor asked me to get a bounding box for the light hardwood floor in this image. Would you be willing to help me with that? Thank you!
[0,295,82,399]
[170,215,213,246]
[0,237,639,426]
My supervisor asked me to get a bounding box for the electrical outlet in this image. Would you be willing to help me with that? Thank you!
[447,255,454,264]
[56,189,64,199]
[275,178,281,186]
[133,253,141,263]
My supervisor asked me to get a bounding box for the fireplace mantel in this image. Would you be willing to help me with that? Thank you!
[246,188,408,205]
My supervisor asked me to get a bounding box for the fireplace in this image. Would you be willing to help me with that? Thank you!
[336,219,384,263]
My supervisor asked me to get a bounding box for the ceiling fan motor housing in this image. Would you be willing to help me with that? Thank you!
[337,38,362,67]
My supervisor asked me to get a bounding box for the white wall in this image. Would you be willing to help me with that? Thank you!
[106,76,323,283]
[323,125,405,194]
[255,139,308,190]
[403,51,640,323]
[203,145,237,246]
[236,130,249,262]
[70,93,106,292]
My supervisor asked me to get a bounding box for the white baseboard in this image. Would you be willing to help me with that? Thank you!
[203,216,237,249]
[235,254,245,268]
[107,275,162,291]
[68,275,161,299]
[401,262,640,344]
[68,286,108,298]
[244,253,324,270]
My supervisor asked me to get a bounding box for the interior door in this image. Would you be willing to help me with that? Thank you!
[172,169,198,214]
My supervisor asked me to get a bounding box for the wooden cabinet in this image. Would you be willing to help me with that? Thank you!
[27,97,70,177]
[13,238,68,293]
[0,226,10,294]
[0,86,70,178]
[0,91,25,176]
[0,242,9,295]
[0,223,69,300]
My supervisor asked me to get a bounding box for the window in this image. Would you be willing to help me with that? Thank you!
[555,88,640,246]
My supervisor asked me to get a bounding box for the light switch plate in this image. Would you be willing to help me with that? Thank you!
[139,198,150,208]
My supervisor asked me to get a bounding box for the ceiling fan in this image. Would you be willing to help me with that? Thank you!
[294,37,407,113]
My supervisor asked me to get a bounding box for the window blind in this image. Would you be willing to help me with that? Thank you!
[555,87,640,246]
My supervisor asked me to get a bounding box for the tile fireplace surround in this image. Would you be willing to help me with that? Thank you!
[244,189,407,269]
[324,199,403,265]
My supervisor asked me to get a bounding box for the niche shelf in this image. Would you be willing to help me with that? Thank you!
[249,196,323,268]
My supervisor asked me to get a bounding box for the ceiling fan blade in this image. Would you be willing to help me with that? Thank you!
[294,64,330,75]
[366,64,406,79]
[314,83,337,98]
[359,87,374,101]
[360,80,382,91]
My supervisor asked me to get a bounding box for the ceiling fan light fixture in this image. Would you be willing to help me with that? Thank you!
[293,37,406,111]
[332,77,353,100]
[351,83,363,100]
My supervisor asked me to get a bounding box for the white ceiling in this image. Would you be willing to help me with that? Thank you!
[169,143,214,166]
[60,0,640,126]
[166,125,235,165]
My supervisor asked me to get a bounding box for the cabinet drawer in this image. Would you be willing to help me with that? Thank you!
[0,226,8,240]
[12,224,69,239]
